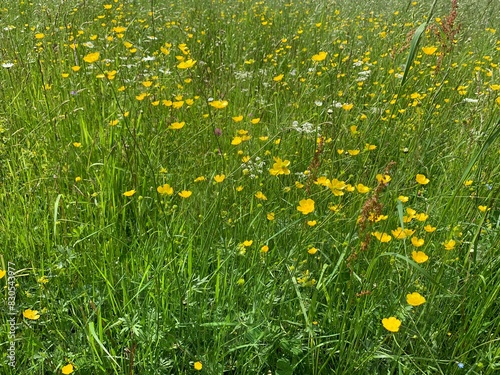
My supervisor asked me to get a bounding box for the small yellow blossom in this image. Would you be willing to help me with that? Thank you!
[372,231,392,243]
[422,46,438,55]
[406,292,426,306]
[312,51,327,62]
[423,224,437,233]
[297,199,315,215]
[194,361,202,371]
[250,118,261,124]
[255,191,267,200]
[261,245,269,253]
[178,190,192,198]
[177,59,196,69]
[214,174,226,183]
[83,51,100,63]
[23,309,40,320]
[411,250,429,263]
[411,237,425,247]
[169,121,185,130]
[232,115,243,122]
[416,174,430,185]
[267,212,275,221]
[209,100,228,109]
[307,247,318,255]
[382,317,401,332]
[443,239,456,250]
[123,189,136,197]
[62,363,74,374]
[157,184,174,195]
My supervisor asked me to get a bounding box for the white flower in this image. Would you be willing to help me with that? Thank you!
[2,62,14,68]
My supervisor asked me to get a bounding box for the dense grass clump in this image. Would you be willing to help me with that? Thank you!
[1,0,499,373]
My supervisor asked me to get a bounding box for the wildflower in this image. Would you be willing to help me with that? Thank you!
[242,240,253,247]
[411,237,425,247]
[297,199,315,215]
[391,227,408,239]
[214,174,225,183]
[423,224,436,233]
[266,212,275,221]
[415,213,428,221]
[194,361,203,371]
[232,115,243,122]
[178,190,192,198]
[443,239,456,250]
[157,184,174,195]
[62,363,74,374]
[261,245,269,253]
[255,191,267,200]
[23,309,40,320]
[194,176,205,182]
[231,136,242,145]
[269,157,291,176]
[356,183,370,193]
[308,247,318,255]
[177,59,196,69]
[382,317,401,332]
[478,205,489,212]
[376,174,392,184]
[237,278,245,285]
[250,118,261,124]
[422,46,438,55]
[0,269,5,279]
[209,100,228,109]
[406,292,426,306]
[273,74,284,82]
[73,142,82,148]
[123,189,136,197]
[312,51,327,62]
[372,231,392,243]
[416,174,430,185]
[83,51,100,63]
[307,220,317,227]
[347,149,359,155]
[35,33,45,39]
[411,250,429,263]
[398,195,409,203]
[169,121,185,130]
[342,103,354,111]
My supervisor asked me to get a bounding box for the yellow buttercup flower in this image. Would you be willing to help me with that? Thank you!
[416,174,430,185]
[382,317,401,332]
[83,51,100,63]
[123,189,136,197]
[297,199,315,215]
[406,292,426,306]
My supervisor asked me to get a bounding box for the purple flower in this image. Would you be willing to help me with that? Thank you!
[214,128,222,136]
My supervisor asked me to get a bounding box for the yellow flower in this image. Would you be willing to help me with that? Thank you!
[267,212,275,221]
[443,239,456,250]
[75,176,81,182]
[0,269,5,279]
[35,33,45,39]
[62,363,74,374]
[73,142,82,148]
[423,224,436,233]
[422,46,438,55]
[496,96,500,106]
[169,121,185,130]
[177,59,196,69]
[311,51,327,62]
[342,103,354,111]
[478,205,489,212]
[307,220,317,227]
[156,184,174,196]
[269,157,291,176]
[261,245,269,253]
[232,115,243,122]
[231,136,242,145]
[83,51,100,63]
[255,191,267,200]
[406,292,426,306]
[411,250,429,263]
[242,240,253,247]
[71,66,81,72]
[416,174,430,185]
[123,189,136,197]
[372,231,392,243]
[376,174,392,184]
[391,227,407,239]
[464,180,473,186]
[415,213,429,221]
[250,118,261,124]
[209,100,228,109]
[273,74,284,82]
[347,149,359,155]
[214,174,225,183]
[194,176,205,182]
[23,309,40,320]
[356,183,370,193]
[382,317,401,332]
[297,199,315,215]
[194,361,202,371]
[411,237,425,247]
[178,190,192,198]
[398,195,409,203]
[307,247,318,255]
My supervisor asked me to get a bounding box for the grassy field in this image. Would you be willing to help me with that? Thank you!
[1,0,500,373]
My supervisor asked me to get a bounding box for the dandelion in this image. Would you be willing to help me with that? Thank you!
[194,361,203,371]
[83,51,100,63]
[411,250,429,263]
[406,292,426,306]
[123,189,136,197]
[209,100,228,109]
[382,317,401,332]
[23,309,40,320]
[416,174,430,185]
[214,174,225,183]
[157,184,174,195]
[443,239,456,250]
[297,199,315,215]
[61,363,74,374]
[178,190,192,198]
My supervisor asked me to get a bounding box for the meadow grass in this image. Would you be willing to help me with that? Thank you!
[1,0,500,373]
